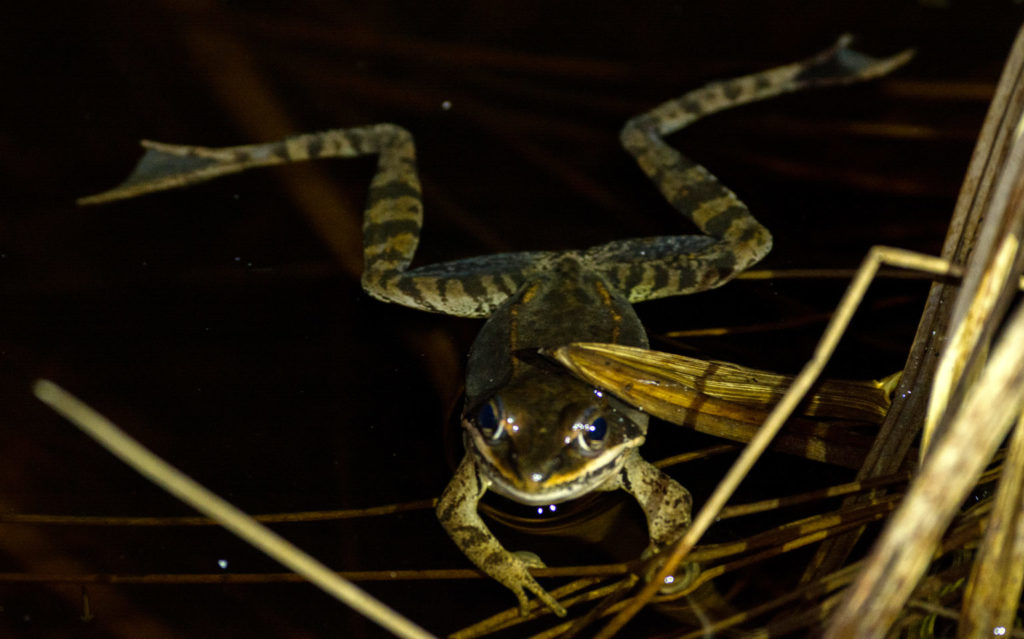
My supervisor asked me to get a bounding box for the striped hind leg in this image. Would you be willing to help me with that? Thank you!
[597,36,913,303]
[79,124,542,317]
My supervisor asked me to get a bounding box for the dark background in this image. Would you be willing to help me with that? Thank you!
[0,1,1020,636]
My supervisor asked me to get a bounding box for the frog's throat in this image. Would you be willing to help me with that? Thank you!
[464,428,642,506]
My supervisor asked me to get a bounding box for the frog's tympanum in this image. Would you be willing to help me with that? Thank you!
[81,36,911,616]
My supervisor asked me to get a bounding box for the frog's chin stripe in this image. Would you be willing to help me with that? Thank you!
[472,445,630,506]
[487,473,614,505]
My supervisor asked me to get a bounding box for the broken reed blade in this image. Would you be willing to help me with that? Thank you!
[547,342,891,423]
[545,342,889,469]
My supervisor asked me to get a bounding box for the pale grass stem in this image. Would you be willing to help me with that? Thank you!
[32,379,436,639]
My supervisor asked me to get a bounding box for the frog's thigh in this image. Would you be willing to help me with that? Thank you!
[584,235,767,303]
[370,251,551,318]
[612,117,772,300]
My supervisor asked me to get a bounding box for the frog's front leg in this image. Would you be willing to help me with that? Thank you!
[437,455,567,617]
[602,451,697,589]
[617,450,692,552]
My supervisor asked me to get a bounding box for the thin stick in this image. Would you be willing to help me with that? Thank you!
[0,498,437,526]
[959,409,1024,634]
[32,379,435,639]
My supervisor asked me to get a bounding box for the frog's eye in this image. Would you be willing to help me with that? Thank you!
[575,410,608,452]
[477,399,506,441]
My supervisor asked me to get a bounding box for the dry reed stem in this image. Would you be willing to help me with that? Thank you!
[675,563,862,639]
[911,601,1024,639]
[926,231,1019,455]
[925,126,1024,456]
[824,301,1024,636]
[958,409,1024,636]
[0,499,438,526]
[451,578,632,639]
[592,246,957,639]
[804,21,1024,587]
[717,471,911,519]
[926,22,1024,456]
[32,380,435,639]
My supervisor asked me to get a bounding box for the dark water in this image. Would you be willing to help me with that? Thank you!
[1,1,1018,636]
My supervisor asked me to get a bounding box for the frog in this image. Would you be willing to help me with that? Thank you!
[80,35,911,617]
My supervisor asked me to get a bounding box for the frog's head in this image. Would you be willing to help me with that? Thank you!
[463,366,646,505]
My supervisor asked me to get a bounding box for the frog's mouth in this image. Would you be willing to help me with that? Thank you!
[466,431,634,506]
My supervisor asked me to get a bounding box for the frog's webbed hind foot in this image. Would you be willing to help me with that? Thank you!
[793,34,914,88]
[76,128,407,206]
[601,36,913,304]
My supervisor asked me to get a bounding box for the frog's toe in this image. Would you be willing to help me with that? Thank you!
[525,582,567,617]
[512,550,547,569]
[512,587,532,616]
[502,553,565,617]
[509,576,566,617]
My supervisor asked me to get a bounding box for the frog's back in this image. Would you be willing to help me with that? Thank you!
[465,254,646,403]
